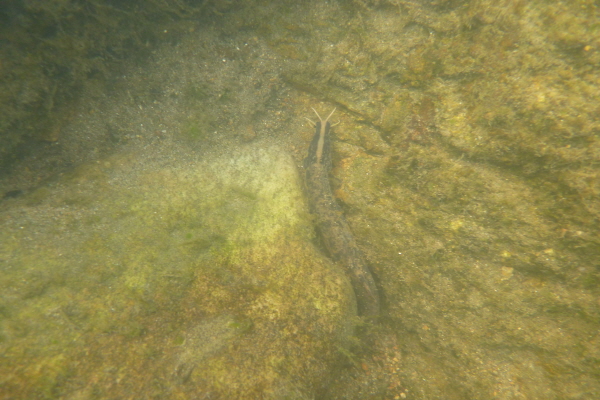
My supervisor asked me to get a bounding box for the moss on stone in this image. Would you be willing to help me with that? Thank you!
[0,142,355,398]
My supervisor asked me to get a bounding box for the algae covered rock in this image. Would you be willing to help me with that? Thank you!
[0,143,355,399]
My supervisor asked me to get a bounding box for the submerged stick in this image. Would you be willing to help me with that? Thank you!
[304,108,380,316]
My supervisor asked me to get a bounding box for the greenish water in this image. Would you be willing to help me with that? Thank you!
[1,0,599,399]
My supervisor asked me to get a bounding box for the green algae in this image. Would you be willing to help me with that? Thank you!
[1,0,600,398]
[0,143,355,399]
[255,1,600,397]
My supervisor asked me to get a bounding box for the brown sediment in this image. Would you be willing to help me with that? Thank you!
[304,108,380,316]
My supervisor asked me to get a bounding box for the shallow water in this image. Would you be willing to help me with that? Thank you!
[1,1,599,399]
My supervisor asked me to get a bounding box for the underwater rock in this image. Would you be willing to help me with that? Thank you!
[0,143,356,399]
